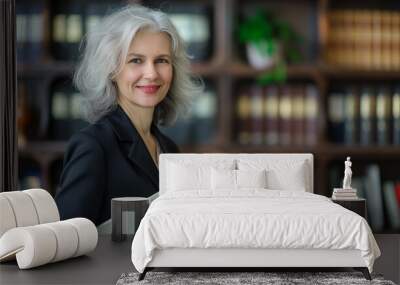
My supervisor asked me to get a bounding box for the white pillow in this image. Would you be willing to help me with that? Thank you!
[211,168,236,190]
[237,169,267,188]
[211,168,267,190]
[167,160,235,192]
[237,159,308,191]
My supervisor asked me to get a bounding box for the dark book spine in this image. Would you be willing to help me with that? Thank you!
[249,85,264,145]
[65,0,84,61]
[376,87,392,145]
[27,0,45,63]
[52,2,67,60]
[279,85,292,146]
[85,2,106,35]
[344,86,359,145]
[236,87,251,145]
[292,85,305,145]
[167,4,212,62]
[264,86,279,146]
[192,87,217,144]
[304,85,319,145]
[328,91,345,143]
[360,87,376,145]
[50,81,70,140]
[16,2,28,64]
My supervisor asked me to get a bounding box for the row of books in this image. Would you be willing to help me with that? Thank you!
[16,1,46,63]
[328,85,400,145]
[17,78,88,142]
[330,164,400,232]
[332,188,358,200]
[16,1,212,63]
[50,81,88,141]
[326,10,400,70]
[161,86,217,145]
[235,84,319,146]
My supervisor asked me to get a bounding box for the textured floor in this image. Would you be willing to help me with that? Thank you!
[116,271,396,285]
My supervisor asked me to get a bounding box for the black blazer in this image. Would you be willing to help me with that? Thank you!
[55,106,179,226]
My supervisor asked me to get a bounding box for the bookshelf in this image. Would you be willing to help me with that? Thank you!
[17,0,400,234]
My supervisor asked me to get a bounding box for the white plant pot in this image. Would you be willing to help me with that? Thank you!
[246,41,281,70]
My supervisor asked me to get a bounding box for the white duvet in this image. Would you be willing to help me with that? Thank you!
[131,190,380,273]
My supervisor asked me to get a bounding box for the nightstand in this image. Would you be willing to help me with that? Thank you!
[331,198,367,219]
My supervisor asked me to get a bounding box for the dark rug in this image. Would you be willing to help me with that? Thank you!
[116,271,396,285]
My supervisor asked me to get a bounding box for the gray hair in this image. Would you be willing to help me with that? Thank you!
[74,5,203,125]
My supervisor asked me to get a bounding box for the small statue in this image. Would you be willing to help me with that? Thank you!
[342,157,352,189]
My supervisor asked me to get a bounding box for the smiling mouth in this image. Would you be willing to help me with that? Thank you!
[136,85,161,94]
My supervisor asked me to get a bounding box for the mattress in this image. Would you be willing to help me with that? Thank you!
[131,190,380,273]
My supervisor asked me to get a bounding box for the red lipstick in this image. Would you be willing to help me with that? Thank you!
[137,85,160,94]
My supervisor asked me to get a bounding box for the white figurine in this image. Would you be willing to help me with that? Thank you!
[343,157,352,189]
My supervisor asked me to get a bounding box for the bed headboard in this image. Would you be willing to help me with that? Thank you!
[159,153,314,195]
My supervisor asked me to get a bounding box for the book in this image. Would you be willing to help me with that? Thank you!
[26,0,45,63]
[352,177,366,199]
[249,85,264,145]
[364,164,384,232]
[376,86,391,145]
[328,91,345,143]
[395,182,400,207]
[382,181,400,230]
[333,188,357,193]
[278,85,292,145]
[343,86,359,145]
[304,85,318,145]
[192,87,217,144]
[167,3,212,62]
[292,86,305,145]
[16,2,28,63]
[65,0,84,61]
[332,196,359,200]
[360,87,376,145]
[236,87,251,145]
[393,87,400,145]
[52,1,68,60]
[264,86,279,146]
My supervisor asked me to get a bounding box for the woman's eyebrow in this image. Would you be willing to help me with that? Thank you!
[127,53,171,58]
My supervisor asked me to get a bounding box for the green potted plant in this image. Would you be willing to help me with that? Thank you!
[237,9,303,83]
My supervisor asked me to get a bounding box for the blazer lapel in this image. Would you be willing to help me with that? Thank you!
[107,106,159,188]
[151,124,171,153]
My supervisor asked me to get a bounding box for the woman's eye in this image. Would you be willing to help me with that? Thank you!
[156,58,169,64]
[129,58,142,64]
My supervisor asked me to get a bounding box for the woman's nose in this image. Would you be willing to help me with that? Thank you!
[143,63,158,80]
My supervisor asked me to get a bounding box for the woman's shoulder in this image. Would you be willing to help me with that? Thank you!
[66,116,116,152]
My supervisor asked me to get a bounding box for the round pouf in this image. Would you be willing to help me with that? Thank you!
[111,197,149,242]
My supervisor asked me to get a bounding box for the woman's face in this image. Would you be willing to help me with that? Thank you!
[114,29,173,109]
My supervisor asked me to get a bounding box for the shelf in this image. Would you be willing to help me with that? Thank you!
[223,144,322,154]
[226,62,321,80]
[18,62,75,78]
[19,141,67,158]
[321,65,400,80]
[321,144,400,158]
[218,143,400,158]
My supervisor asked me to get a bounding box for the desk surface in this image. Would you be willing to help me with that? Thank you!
[0,235,133,285]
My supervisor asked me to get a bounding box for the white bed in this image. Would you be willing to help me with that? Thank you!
[131,154,380,280]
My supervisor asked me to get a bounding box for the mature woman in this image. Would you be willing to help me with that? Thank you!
[55,5,203,226]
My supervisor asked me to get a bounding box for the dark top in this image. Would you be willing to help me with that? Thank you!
[55,106,179,226]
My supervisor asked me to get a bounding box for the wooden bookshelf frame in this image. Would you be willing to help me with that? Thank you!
[1,0,18,192]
